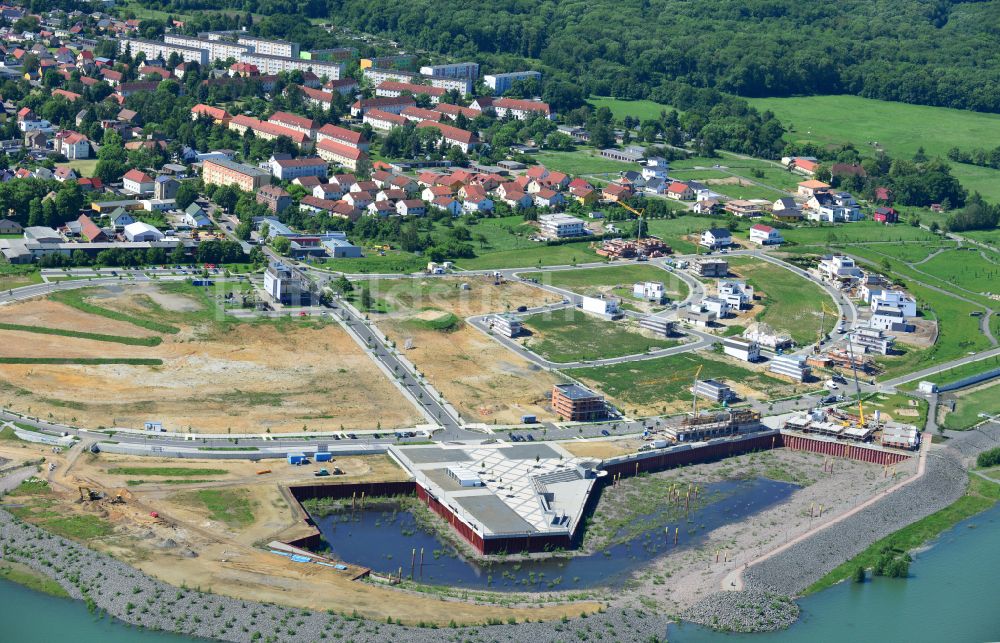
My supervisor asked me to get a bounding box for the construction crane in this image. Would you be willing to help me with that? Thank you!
[617,201,646,240]
[817,302,840,348]
[691,364,703,415]
[845,339,866,426]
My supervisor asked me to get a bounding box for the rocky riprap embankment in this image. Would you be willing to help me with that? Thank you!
[744,428,986,595]
[0,508,671,642]
[683,590,799,632]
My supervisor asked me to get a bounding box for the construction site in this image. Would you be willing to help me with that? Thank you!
[0,284,421,433]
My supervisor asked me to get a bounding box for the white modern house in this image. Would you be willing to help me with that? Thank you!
[817,255,863,283]
[871,290,917,317]
[717,280,754,309]
[581,295,620,318]
[748,223,783,245]
[722,337,761,362]
[632,281,666,302]
[700,228,731,249]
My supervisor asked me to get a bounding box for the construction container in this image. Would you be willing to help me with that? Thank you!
[521,415,537,424]
[287,454,306,465]
[315,452,333,462]
[653,439,668,448]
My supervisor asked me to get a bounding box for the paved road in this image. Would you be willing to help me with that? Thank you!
[880,346,1000,388]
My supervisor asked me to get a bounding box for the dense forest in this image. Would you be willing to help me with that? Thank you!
[137,0,1000,113]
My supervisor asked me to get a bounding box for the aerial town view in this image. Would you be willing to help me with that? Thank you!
[0,2,999,642]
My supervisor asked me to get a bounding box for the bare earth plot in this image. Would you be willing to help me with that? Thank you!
[1,442,597,624]
[370,277,562,424]
[0,284,419,433]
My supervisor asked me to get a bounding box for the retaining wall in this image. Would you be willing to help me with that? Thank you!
[938,366,1000,392]
[780,432,912,465]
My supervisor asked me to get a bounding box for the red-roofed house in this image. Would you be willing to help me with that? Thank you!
[401,106,442,123]
[873,207,899,224]
[316,124,369,152]
[316,139,367,171]
[376,81,445,104]
[435,102,479,120]
[602,184,632,202]
[396,199,426,217]
[416,121,477,152]
[666,182,695,200]
[350,96,416,117]
[363,109,407,132]
[56,130,90,159]
[791,158,818,175]
[77,214,108,242]
[53,89,82,102]
[492,98,551,120]
[122,169,155,195]
[191,104,231,125]
[268,111,317,138]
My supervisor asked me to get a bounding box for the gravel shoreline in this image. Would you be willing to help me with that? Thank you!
[743,429,989,595]
[0,508,670,642]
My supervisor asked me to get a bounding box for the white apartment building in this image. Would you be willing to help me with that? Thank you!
[420,62,479,79]
[163,34,249,62]
[239,52,342,79]
[849,327,895,355]
[237,35,299,58]
[539,213,587,238]
[120,38,207,65]
[484,71,541,94]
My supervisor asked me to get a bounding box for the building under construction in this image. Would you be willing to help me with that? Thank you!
[663,409,762,443]
[596,236,670,259]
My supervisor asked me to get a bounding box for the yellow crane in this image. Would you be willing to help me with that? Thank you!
[691,364,703,415]
[845,339,866,426]
[617,201,646,239]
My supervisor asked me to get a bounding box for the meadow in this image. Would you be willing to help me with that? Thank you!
[520,308,677,362]
[518,264,687,299]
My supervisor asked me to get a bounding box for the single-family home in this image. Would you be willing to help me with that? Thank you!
[666,182,695,200]
[748,223,783,246]
[122,169,155,195]
[797,180,830,198]
[396,199,426,217]
[181,203,211,228]
[700,228,732,249]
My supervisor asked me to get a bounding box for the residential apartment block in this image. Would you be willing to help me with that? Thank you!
[202,158,271,191]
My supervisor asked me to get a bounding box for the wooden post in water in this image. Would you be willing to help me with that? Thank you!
[361,491,366,510]
[635,462,639,476]
[419,547,424,573]
[410,548,416,579]
[810,502,814,518]
[397,566,402,583]
[352,492,356,511]
[674,526,679,545]
[819,504,824,517]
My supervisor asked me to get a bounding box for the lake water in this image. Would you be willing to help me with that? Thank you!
[2,499,998,642]
[670,502,1000,643]
[308,477,798,591]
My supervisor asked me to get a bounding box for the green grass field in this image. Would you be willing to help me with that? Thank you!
[454,241,600,270]
[588,96,674,122]
[901,355,1000,389]
[566,352,799,415]
[842,248,992,378]
[862,392,928,429]
[0,357,162,366]
[645,216,725,253]
[533,149,639,175]
[0,562,69,598]
[859,242,957,263]
[0,264,42,290]
[943,381,1000,430]
[703,180,787,201]
[454,215,539,253]
[918,249,1000,294]
[520,308,677,362]
[748,95,1000,160]
[746,94,1000,201]
[805,473,999,594]
[727,257,834,345]
[56,159,98,177]
[179,489,255,528]
[518,264,688,300]
[780,222,939,247]
[318,252,426,274]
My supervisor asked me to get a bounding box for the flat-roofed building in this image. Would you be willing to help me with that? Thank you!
[119,38,207,65]
[202,158,271,191]
[264,261,310,305]
[539,213,586,238]
[551,383,606,422]
[849,327,895,355]
[484,70,541,94]
[269,156,328,181]
[236,35,298,58]
[420,62,479,79]
[692,379,733,403]
[488,313,522,338]
[722,337,761,363]
[692,258,728,278]
[768,355,811,382]
[163,34,250,62]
